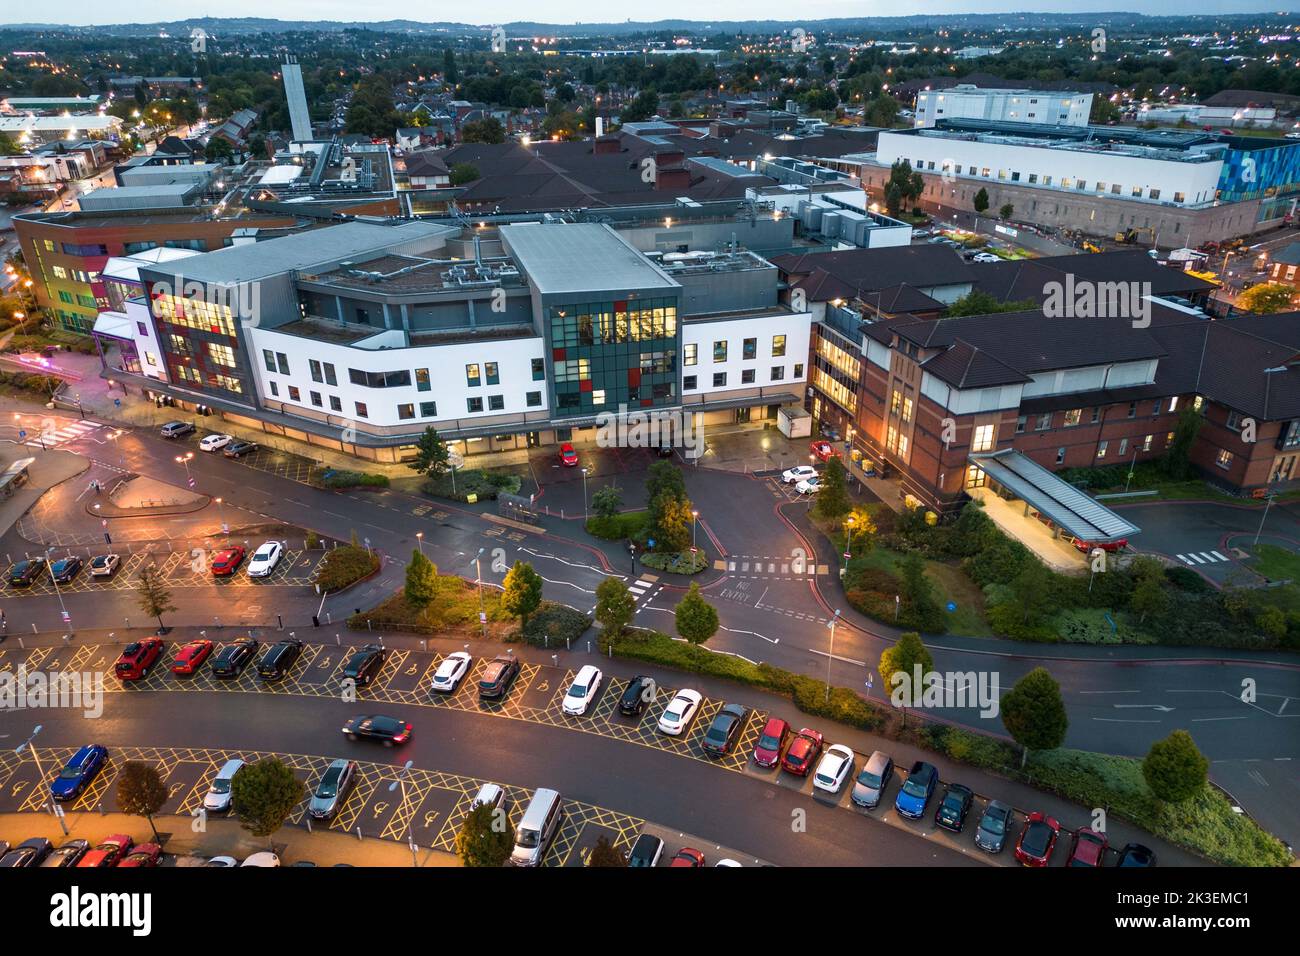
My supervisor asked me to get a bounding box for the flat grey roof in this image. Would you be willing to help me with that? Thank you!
[970,449,1140,543]
[500,222,678,296]
[144,219,458,285]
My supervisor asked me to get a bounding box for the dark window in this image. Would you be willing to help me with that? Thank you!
[329,396,342,412]
[488,395,504,411]
[771,366,785,381]
[309,359,323,383]
[398,404,415,420]
[276,353,290,375]
[324,363,337,386]
[467,397,484,413]
[420,401,437,417]
[684,375,697,390]
[526,391,542,407]
[713,372,727,387]
[310,391,323,407]
[262,349,276,373]
[268,381,279,397]
[793,363,804,378]
[743,337,757,360]
[531,358,545,381]
[287,386,301,402]
[355,402,368,418]
[741,369,756,384]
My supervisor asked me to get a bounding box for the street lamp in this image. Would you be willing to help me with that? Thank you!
[175,452,194,485]
[46,547,70,626]
[1254,494,1276,546]
[691,509,699,550]
[581,466,589,521]
[473,548,487,639]
[17,725,64,832]
[387,760,418,867]
[416,531,424,556]
[844,515,856,575]
[825,609,841,703]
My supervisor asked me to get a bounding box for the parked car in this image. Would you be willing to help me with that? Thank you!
[8,557,47,587]
[246,541,284,578]
[88,553,120,578]
[752,716,791,768]
[813,744,855,794]
[117,843,162,868]
[562,664,603,716]
[894,761,939,819]
[478,655,520,700]
[210,546,246,577]
[809,440,839,462]
[509,788,563,867]
[39,840,88,868]
[430,651,472,693]
[1116,843,1157,868]
[1067,827,1109,867]
[851,750,894,808]
[50,744,108,802]
[470,783,506,814]
[203,759,245,813]
[934,783,975,832]
[1014,812,1061,867]
[627,833,664,868]
[341,714,411,745]
[114,638,164,681]
[240,852,280,867]
[781,465,818,484]
[795,476,822,495]
[974,800,1014,853]
[701,703,748,757]
[343,643,387,687]
[210,638,258,678]
[618,675,654,716]
[781,728,824,777]
[49,556,82,584]
[559,443,579,466]
[171,639,214,675]
[223,440,258,459]
[160,421,195,439]
[669,847,705,868]
[76,835,133,868]
[657,689,702,736]
[199,433,233,452]
[257,638,304,680]
[308,759,358,819]
[0,837,52,867]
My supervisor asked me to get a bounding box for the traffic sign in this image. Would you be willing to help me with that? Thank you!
[946,601,957,613]
[187,477,196,488]
[478,611,487,624]
[60,610,71,624]
[17,430,25,439]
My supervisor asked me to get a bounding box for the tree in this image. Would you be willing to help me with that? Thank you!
[843,506,877,555]
[408,426,450,477]
[595,577,635,639]
[973,187,990,214]
[944,289,1038,317]
[116,761,168,841]
[1008,560,1056,625]
[1128,556,1170,623]
[461,117,505,144]
[591,486,622,519]
[442,47,459,84]
[1142,729,1209,803]
[862,91,902,128]
[878,631,933,727]
[898,552,942,625]
[204,136,234,164]
[619,89,660,124]
[231,758,305,844]
[136,564,176,634]
[999,202,1014,220]
[1001,668,1068,767]
[587,834,626,866]
[645,460,686,504]
[448,162,480,186]
[1237,282,1296,314]
[457,801,513,866]
[813,455,851,520]
[649,493,693,552]
[883,160,924,217]
[501,561,543,629]
[404,549,438,608]
[1163,405,1203,480]
[675,582,719,645]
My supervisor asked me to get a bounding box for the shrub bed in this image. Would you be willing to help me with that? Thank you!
[509,602,591,647]
[348,575,512,635]
[423,469,521,502]
[314,544,380,592]
[585,511,649,541]
[311,469,390,490]
[0,369,59,396]
[640,549,707,574]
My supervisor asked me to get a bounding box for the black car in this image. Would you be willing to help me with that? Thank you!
[974,800,1013,853]
[341,714,411,745]
[223,440,258,459]
[701,703,748,757]
[50,556,83,584]
[39,840,88,868]
[0,837,52,867]
[8,557,47,587]
[1116,842,1157,868]
[627,833,664,868]
[619,675,653,716]
[257,638,304,680]
[934,783,975,832]
[478,655,520,700]
[210,638,259,678]
[342,644,386,687]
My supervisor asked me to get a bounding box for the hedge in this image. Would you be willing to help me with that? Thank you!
[508,603,591,647]
[315,544,380,592]
[640,550,708,574]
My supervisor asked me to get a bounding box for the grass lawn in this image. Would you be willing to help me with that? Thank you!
[1247,543,1300,582]
[349,574,515,635]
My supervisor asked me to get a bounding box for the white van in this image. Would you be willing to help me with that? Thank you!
[509,788,562,867]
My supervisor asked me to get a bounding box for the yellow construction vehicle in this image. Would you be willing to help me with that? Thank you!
[1081,240,1103,253]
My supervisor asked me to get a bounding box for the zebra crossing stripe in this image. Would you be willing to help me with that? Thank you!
[1210,551,1228,562]
[1188,553,1207,564]
[1177,555,1193,565]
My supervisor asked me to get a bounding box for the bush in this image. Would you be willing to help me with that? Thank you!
[585,511,649,541]
[423,469,521,502]
[0,369,59,395]
[641,550,707,574]
[349,576,512,634]
[919,724,1018,771]
[511,602,591,647]
[315,544,380,592]
[313,469,390,489]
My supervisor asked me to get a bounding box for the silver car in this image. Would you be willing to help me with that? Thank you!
[308,759,357,819]
[851,750,895,809]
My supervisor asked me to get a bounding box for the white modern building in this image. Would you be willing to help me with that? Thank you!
[914,85,1093,129]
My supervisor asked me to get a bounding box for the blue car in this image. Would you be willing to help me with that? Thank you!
[894,761,938,819]
[49,744,108,802]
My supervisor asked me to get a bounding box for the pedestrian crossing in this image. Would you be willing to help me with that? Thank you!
[626,574,658,599]
[23,419,107,449]
[1176,550,1230,566]
[716,553,830,577]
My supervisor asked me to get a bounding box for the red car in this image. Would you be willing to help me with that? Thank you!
[114,638,165,681]
[76,834,133,868]
[211,546,246,577]
[669,847,705,867]
[752,716,791,768]
[171,639,215,676]
[1067,827,1109,867]
[559,443,579,467]
[1014,812,1061,867]
[781,727,824,777]
[117,842,162,867]
[809,440,839,462]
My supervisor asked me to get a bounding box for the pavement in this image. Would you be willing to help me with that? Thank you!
[0,445,87,539]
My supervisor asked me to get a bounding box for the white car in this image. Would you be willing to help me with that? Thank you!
[813,744,855,794]
[239,851,281,867]
[971,253,1001,263]
[796,477,823,495]
[715,859,743,867]
[431,651,472,693]
[782,465,818,484]
[203,758,245,813]
[657,689,703,736]
[89,553,120,577]
[247,541,284,578]
[204,855,238,867]
[199,433,233,452]
[562,664,604,716]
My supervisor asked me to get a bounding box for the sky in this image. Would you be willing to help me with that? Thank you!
[1,1,1293,28]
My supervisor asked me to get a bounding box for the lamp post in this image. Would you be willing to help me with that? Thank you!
[214,496,228,540]
[581,467,589,521]
[416,531,424,556]
[1254,494,1276,546]
[473,548,487,639]
[46,547,69,627]
[691,510,699,550]
[844,515,856,575]
[17,725,64,833]
[387,760,418,867]
[825,609,841,703]
[175,452,194,486]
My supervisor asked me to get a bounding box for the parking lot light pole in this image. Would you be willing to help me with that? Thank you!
[175,452,194,485]
[581,467,589,521]
[45,547,69,623]
[387,760,418,867]
[825,610,841,703]
[474,548,487,639]
[1254,494,1276,546]
[416,531,424,556]
[691,510,699,550]
[16,725,63,830]
[844,516,856,574]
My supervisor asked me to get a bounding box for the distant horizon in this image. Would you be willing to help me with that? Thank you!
[0,3,1295,30]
